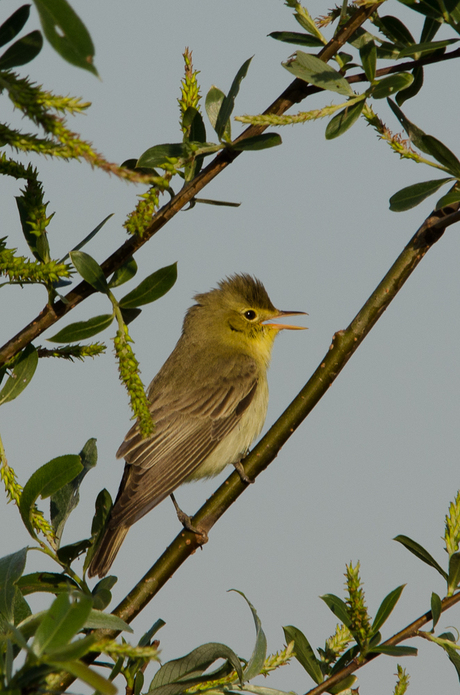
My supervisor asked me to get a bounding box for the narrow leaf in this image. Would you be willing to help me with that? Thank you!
[31,591,92,657]
[119,262,177,309]
[431,592,442,630]
[360,39,376,82]
[444,644,460,682]
[53,659,116,695]
[398,38,459,56]
[371,72,414,99]
[32,0,97,75]
[283,625,323,684]
[328,675,358,694]
[231,133,282,151]
[0,343,38,405]
[19,455,82,539]
[448,552,460,595]
[57,539,91,565]
[70,250,108,294]
[205,86,227,133]
[394,535,448,578]
[45,633,96,661]
[268,31,324,47]
[389,178,452,211]
[0,6,31,48]
[48,314,114,342]
[139,619,166,647]
[230,590,266,681]
[369,644,418,656]
[420,135,460,177]
[84,608,133,632]
[0,548,28,623]
[387,99,429,152]
[150,643,243,689]
[17,571,80,595]
[137,143,186,169]
[371,585,405,634]
[60,214,114,263]
[215,56,253,140]
[436,185,460,209]
[0,30,43,69]
[320,594,352,627]
[396,66,423,106]
[325,99,365,139]
[283,51,353,96]
[378,15,415,45]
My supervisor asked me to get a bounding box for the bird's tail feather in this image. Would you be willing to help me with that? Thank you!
[87,525,129,578]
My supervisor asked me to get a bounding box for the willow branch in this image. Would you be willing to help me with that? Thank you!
[46,196,460,693]
[0,1,382,368]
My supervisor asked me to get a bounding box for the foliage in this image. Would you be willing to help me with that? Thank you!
[1,0,460,693]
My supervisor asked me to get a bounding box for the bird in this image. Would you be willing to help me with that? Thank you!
[88,273,306,577]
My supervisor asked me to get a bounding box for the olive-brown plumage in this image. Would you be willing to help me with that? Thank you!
[88,274,305,577]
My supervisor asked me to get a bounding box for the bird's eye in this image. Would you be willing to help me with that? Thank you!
[244,310,257,321]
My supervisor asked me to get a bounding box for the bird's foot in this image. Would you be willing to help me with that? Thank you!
[233,460,254,484]
[170,493,208,543]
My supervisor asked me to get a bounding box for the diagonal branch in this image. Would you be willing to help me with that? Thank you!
[45,198,459,693]
[0,1,383,368]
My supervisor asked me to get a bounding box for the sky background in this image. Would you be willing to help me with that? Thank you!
[2,1,460,693]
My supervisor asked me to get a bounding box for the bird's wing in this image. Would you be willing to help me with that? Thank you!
[109,356,259,528]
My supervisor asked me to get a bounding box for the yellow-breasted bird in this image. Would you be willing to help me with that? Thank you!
[88,273,306,577]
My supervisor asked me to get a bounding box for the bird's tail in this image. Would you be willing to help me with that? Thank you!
[87,525,129,578]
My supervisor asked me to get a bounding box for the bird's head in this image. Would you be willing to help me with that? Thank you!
[185,273,307,366]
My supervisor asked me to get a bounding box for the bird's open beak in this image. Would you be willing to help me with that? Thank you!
[263,310,308,331]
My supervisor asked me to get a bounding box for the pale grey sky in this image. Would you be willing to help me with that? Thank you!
[2,1,460,693]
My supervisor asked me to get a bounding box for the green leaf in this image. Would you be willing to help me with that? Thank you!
[108,258,138,288]
[377,15,415,45]
[268,31,324,47]
[398,38,459,56]
[436,184,460,209]
[17,571,79,595]
[0,30,42,69]
[431,592,442,630]
[0,6,31,48]
[231,133,282,151]
[119,262,177,309]
[325,99,365,139]
[183,107,207,180]
[387,99,429,152]
[48,314,114,342]
[150,642,243,692]
[32,0,97,75]
[396,66,423,106]
[368,644,417,656]
[371,585,405,635]
[0,548,29,624]
[91,576,117,611]
[320,594,352,627]
[0,343,38,405]
[389,178,453,211]
[205,86,228,137]
[359,39,376,82]
[52,659,116,695]
[57,539,91,565]
[283,625,323,684]
[229,590,266,680]
[83,488,113,573]
[420,135,460,177]
[283,51,353,96]
[70,250,109,294]
[394,535,448,578]
[371,72,414,99]
[19,455,82,539]
[448,552,460,595]
[84,608,133,632]
[444,644,460,682]
[137,143,186,169]
[328,675,358,694]
[215,56,253,140]
[31,591,92,657]
[50,438,97,545]
[15,193,50,262]
[120,307,142,326]
[60,214,114,263]
[138,619,166,647]
[44,633,96,661]
[420,15,442,42]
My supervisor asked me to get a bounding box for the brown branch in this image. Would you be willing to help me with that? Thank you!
[0,1,383,368]
[45,198,460,694]
[304,591,460,695]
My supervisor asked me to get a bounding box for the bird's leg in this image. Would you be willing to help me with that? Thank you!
[170,493,208,542]
[233,459,254,484]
